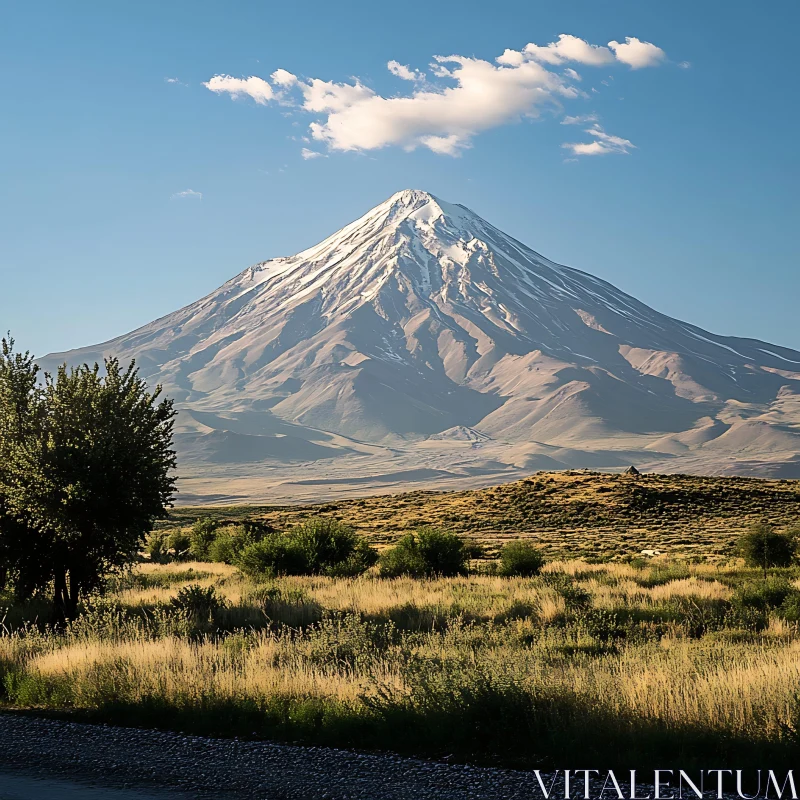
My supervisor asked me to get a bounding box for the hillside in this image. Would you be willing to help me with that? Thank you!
[157,471,800,560]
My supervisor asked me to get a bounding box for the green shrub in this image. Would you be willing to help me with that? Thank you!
[207,525,253,564]
[737,524,797,576]
[379,528,468,578]
[292,517,377,575]
[379,535,426,578]
[498,541,545,577]
[237,535,307,579]
[235,518,377,578]
[325,538,380,577]
[734,578,795,611]
[779,592,800,623]
[546,576,591,609]
[167,530,191,561]
[188,517,219,560]
[293,519,358,570]
[170,584,223,619]
[145,531,170,563]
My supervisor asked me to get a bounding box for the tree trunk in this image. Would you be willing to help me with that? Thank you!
[53,567,69,625]
[53,567,80,623]
[66,570,80,620]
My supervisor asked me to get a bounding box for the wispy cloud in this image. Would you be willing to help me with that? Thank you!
[171,189,203,199]
[301,148,324,160]
[204,33,665,157]
[561,113,599,125]
[387,60,425,82]
[562,124,635,156]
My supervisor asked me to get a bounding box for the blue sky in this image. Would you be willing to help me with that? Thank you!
[1,0,798,356]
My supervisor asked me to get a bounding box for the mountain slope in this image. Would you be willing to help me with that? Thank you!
[41,190,800,500]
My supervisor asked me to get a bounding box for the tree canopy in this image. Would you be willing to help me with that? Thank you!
[0,336,176,620]
[738,522,797,578]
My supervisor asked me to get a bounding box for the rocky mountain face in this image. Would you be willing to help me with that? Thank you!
[41,190,800,501]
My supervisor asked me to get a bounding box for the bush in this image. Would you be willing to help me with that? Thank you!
[145,530,194,563]
[167,530,191,561]
[235,518,377,578]
[779,592,800,623]
[188,518,219,560]
[237,535,307,579]
[379,528,468,578]
[145,531,170,563]
[379,535,426,578]
[170,584,223,619]
[325,538,379,577]
[734,578,795,611]
[737,524,797,576]
[498,541,545,577]
[207,525,253,564]
[292,518,361,573]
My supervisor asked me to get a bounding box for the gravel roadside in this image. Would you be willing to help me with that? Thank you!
[0,712,547,800]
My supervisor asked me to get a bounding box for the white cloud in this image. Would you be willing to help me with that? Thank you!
[300,54,577,155]
[204,34,664,157]
[203,74,274,104]
[561,113,598,125]
[271,68,298,87]
[165,77,180,84]
[171,189,203,199]
[561,124,635,156]
[523,34,616,66]
[301,148,324,160]
[387,60,425,82]
[496,49,525,67]
[608,37,666,69]
[678,61,692,69]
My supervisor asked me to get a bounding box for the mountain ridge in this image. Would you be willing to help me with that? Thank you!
[40,189,800,501]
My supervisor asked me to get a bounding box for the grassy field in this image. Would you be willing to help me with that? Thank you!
[2,555,800,769]
[1,472,799,769]
[157,471,800,560]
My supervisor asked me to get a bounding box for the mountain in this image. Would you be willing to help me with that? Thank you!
[40,190,800,502]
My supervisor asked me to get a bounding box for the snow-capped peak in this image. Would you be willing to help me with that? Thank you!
[39,189,800,487]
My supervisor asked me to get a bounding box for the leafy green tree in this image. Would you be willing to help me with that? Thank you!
[0,337,44,595]
[0,337,176,620]
[737,523,797,579]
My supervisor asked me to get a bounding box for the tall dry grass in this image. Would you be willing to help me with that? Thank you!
[1,558,799,766]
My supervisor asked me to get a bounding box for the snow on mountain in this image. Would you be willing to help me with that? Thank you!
[40,190,800,500]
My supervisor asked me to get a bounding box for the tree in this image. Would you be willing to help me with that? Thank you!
[0,336,176,620]
[737,523,797,579]
[0,337,44,595]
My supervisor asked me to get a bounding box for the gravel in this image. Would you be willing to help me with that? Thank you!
[0,712,550,799]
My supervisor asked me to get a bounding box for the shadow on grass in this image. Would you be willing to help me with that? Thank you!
[3,677,795,772]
